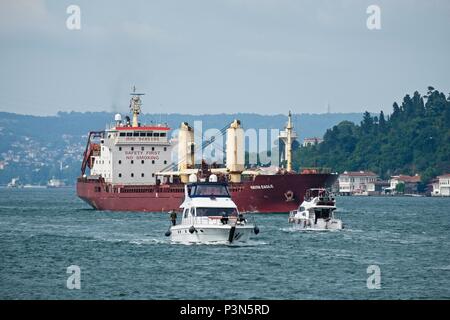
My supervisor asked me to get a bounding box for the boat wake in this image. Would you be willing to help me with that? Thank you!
[280,227,342,233]
[169,239,268,247]
[129,238,169,245]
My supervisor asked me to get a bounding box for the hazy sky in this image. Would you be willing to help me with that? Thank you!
[0,0,449,116]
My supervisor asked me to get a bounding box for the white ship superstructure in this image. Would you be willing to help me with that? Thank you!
[87,89,173,185]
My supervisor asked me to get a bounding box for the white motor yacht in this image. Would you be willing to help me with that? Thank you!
[166,175,259,244]
[288,188,343,231]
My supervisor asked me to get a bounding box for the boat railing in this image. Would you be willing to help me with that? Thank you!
[288,210,298,219]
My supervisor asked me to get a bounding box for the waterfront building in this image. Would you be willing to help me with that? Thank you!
[432,174,450,196]
[388,174,421,194]
[338,171,378,195]
[302,137,323,147]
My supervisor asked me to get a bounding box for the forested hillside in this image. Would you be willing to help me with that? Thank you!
[293,87,450,183]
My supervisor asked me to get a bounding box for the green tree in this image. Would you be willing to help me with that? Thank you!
[293,88,450,183]
[395,182,405,194]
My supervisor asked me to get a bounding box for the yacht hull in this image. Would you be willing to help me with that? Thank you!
[170,224,254,244]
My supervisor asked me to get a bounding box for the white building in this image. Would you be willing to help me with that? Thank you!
[432,174,450,196]
[388,174,421,194]
[338,171,378,195]
[302,137,323,147]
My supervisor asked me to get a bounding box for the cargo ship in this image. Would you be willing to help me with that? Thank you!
[76,88,337,213]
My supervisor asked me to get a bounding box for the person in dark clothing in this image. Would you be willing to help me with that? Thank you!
[220,211,229,225]
[237,213,246,223]
[170,210,177,226]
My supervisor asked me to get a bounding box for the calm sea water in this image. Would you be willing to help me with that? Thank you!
[0,188,449,300]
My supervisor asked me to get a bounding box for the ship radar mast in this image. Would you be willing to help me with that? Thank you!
[279,111,297,172]
[129,86,145,127]
[286,111,293,172]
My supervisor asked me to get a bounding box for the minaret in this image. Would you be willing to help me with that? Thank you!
[129,86,144,127]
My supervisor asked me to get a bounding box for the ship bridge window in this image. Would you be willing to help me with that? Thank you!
[133,132,139,137]
[160,133,166,137]
[140,132,146,137]
[120,133,126,137]
[146,132,153,137]
[126,132,132,137]
[196,208,237,217]
[153,132,160,137]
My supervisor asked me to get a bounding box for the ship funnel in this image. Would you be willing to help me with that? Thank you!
[178,122,195,183]
[226,119,244,183]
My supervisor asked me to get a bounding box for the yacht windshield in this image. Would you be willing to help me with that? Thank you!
[190,184,230,197]
[196,208,237,217]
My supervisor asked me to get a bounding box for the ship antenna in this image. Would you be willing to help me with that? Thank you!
[129,86,145,127]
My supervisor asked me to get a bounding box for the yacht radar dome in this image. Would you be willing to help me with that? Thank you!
[114,113,122,126]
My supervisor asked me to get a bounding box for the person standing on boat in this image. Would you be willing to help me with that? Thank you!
[169,210,177,226]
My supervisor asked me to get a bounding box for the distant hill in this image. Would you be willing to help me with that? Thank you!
[0,111,364,185]
[0,111,366,140]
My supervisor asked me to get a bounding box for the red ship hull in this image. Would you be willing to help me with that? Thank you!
[76,173,336,213]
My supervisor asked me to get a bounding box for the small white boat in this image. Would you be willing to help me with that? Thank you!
[166,175,259,244]
[288,188,343,231]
